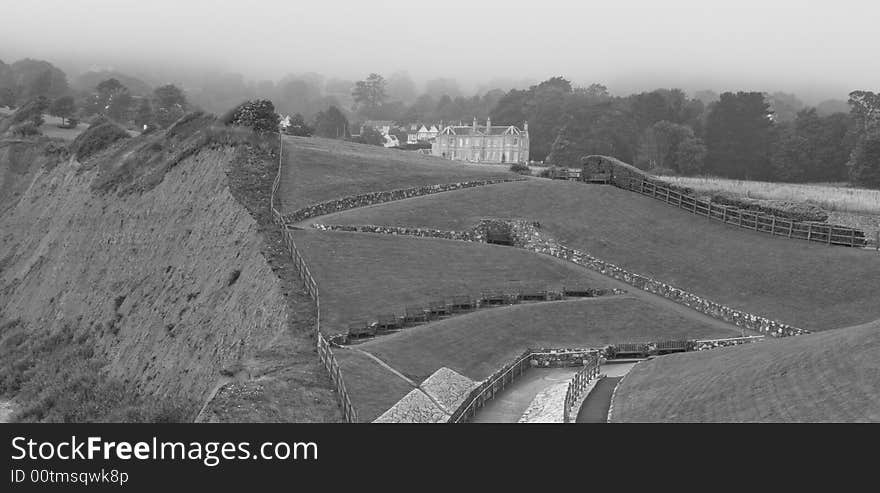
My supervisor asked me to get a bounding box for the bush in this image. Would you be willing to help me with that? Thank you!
[539,166,560,178]
[222,100,279,133]
[11,122,41,137]
[509,162,530,175]
[71,122,130,161]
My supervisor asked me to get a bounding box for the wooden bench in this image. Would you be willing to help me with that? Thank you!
[518,288,547,302]
[376,314,401,332]
[449,295,475,312]
[480,291,508,306]
[563,285,596,298]
[348,321,375,339]
[610,343,650,359]
[427,300,449,319]
[404,305,428,324]
[584,172,610,184]
[655,340,691,354]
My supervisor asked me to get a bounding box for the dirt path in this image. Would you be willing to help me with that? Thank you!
[344,347,417,387]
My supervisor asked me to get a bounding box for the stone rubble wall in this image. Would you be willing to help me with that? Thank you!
[284,178,526,224]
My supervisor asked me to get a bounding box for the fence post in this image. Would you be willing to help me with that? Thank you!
[807,223,813,242]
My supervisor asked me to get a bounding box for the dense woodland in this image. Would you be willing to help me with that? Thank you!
[1,57,878,188]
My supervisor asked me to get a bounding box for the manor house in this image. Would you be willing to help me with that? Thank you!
[431,118,529,164]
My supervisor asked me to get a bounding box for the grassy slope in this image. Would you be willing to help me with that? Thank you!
[356,296,739,384]
[322,179,880,331]
[614,319,880,422]
[278,136,516,213]
[334,349,414,422]
[292,229,619,332]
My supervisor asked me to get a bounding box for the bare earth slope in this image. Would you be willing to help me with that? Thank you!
[319,179,880,331]
[0,124,338,421]
[613,319,880,422]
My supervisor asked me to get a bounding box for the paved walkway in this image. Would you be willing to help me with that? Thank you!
[471,368,578,423]
[575,361,639,423]
[575,377,621,423]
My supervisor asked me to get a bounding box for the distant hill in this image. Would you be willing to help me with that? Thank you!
[73,70,153,96]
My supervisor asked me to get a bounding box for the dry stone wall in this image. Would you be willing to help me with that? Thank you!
[285,178,525,224]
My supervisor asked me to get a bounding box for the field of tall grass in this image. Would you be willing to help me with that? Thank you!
[662,176,880,215]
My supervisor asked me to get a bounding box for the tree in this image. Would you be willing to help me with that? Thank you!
[424,78,462,100]
[152,84,187,128]
[107,90,133,122]
[225,99,279,133]
[134,98,154,130]
[153,84,187,111]
[848,131,880,189]
[848,90,880,134]
[675,138,707,175]
[285,113,312,136]
[313,106,349,139]
[386,71,417,104]
[49,96,76,126]
[352,73,387,116]
[771,129,811,181]
[354,125,385,146]
[704,92,775,179]
[766,92,804,123]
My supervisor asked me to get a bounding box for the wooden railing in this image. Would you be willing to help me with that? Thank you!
[621,176,866,247]
[563,353,601,423]
[270,133,358,423]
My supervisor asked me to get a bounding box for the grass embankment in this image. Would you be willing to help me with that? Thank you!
[334,349,414,422]
[356,296,738,384]
[278,136,517,213]
[663,176,880,215]
[292,229,619,332]
[613,319,880,422]
[323,179,880,331]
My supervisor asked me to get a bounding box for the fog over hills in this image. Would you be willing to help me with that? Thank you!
[2,0,877,103]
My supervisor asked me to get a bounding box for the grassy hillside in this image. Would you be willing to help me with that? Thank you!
[356,296,739,384]
[321,179,880,331]
[278,136,516,213]
[334,349,414,422]
[613,319,880,422]
[292,229,619,332]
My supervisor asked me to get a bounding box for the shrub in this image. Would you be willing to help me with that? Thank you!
[539,166,560,178]
[71,122,130,161]
[509,162,530,175]
[222,100,279,133]
[11,122,41,137]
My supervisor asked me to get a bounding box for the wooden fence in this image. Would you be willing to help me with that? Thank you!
[447,350,535,423]
[563,353,601,423]
[270,133,358,423]
[622,176,866,247]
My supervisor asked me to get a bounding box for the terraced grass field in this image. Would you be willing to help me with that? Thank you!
[278,136,516,213]
[334,349,414,422]
[320,179,880,331]
[292,229,619,332]
[356,296,740,384]
[613,319,880,422]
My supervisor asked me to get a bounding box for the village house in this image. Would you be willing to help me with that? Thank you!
[406,123,440,144]
[431,117,529,164]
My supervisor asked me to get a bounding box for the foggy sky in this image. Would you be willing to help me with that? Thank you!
[1,0,877,102]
